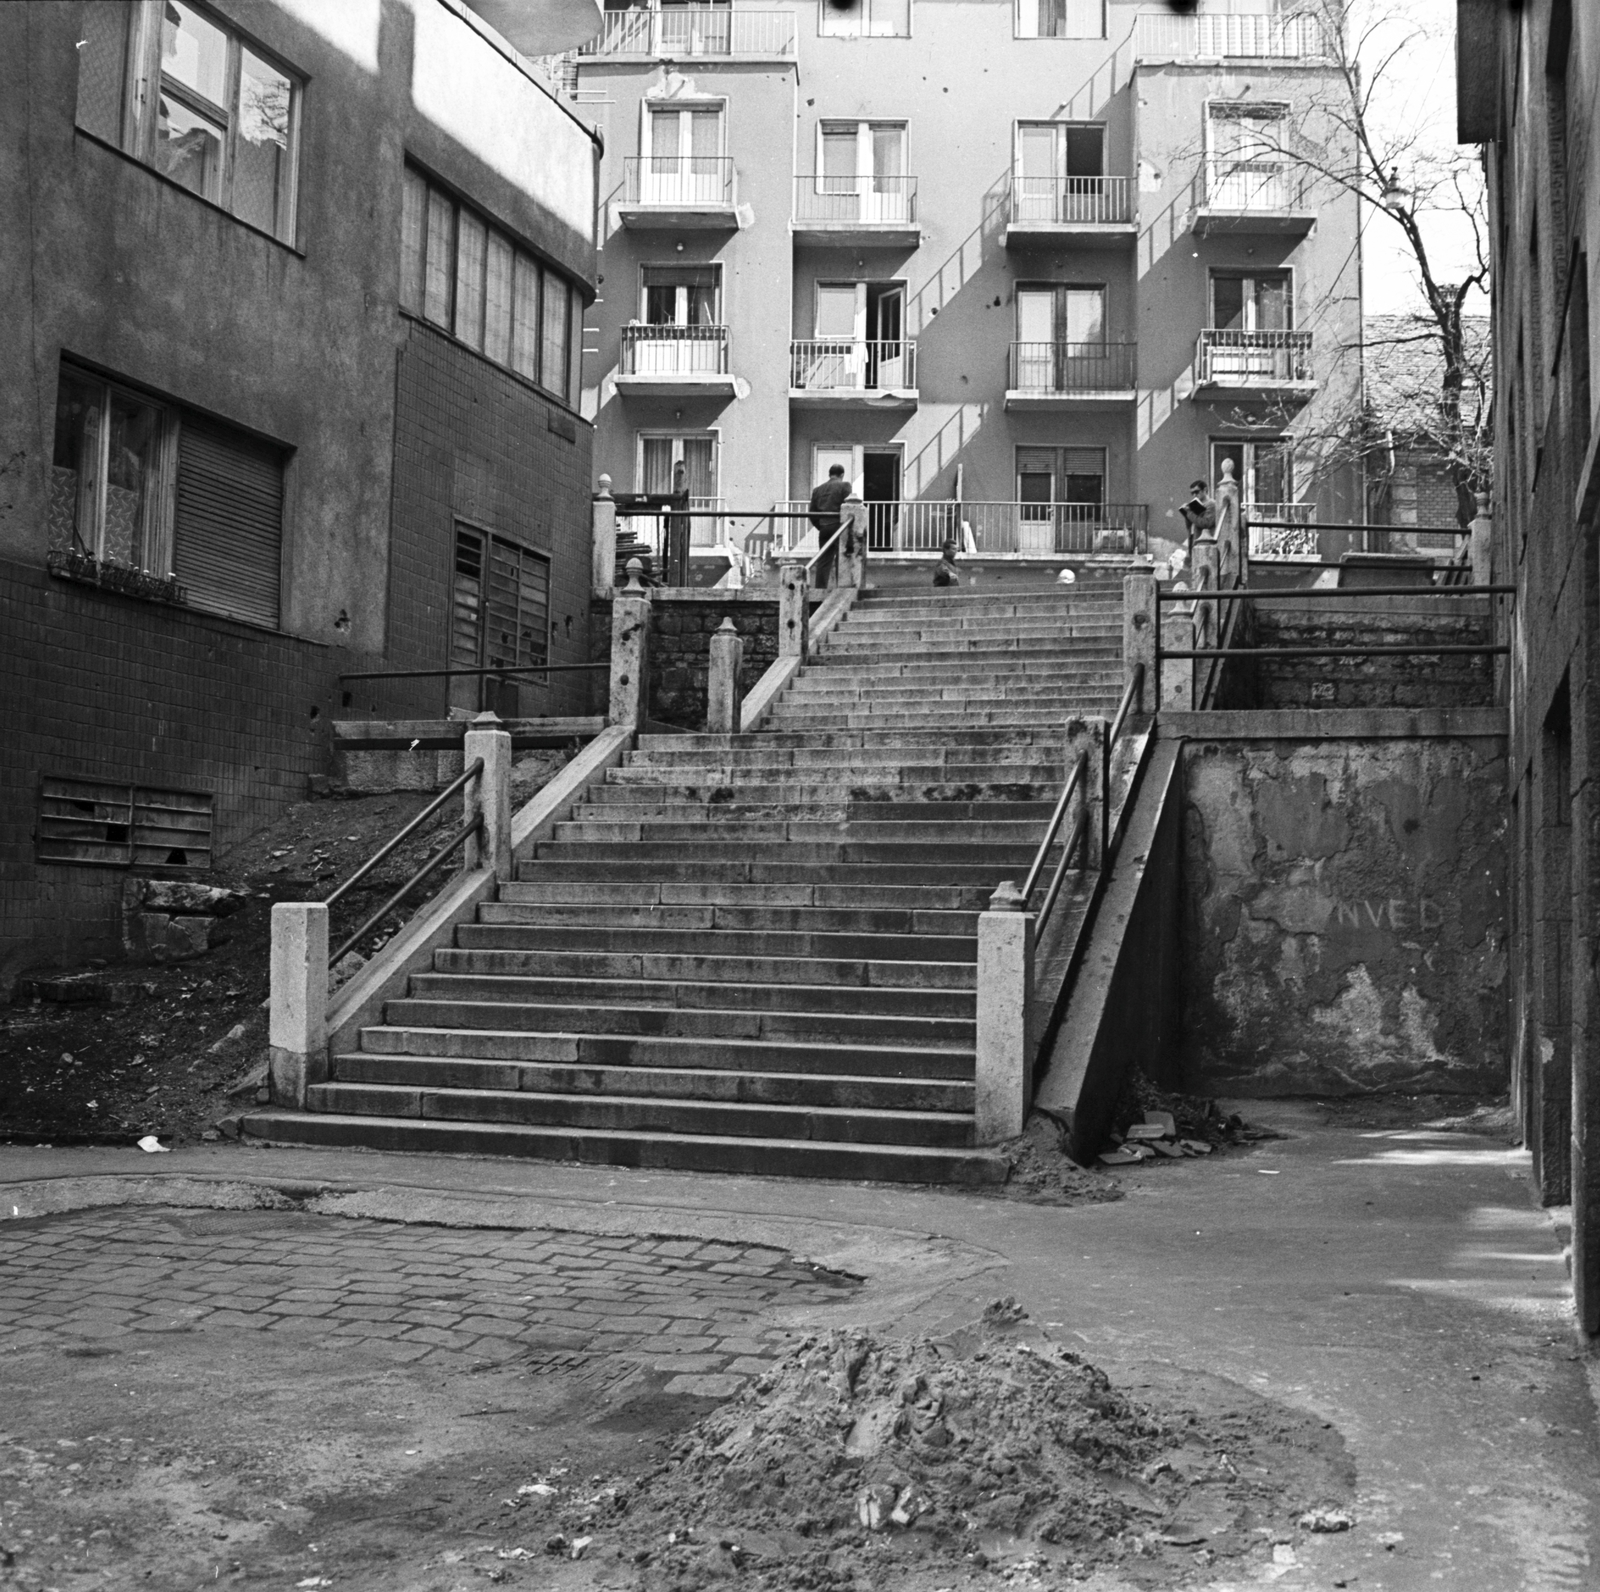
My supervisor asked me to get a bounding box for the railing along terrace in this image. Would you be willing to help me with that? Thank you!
[789,339,917,391]
[1196,328,1313,384]
[771,500,1147,555]
[582,7,797,57]
[1133,10,1328,60]
[1010,175,1132,226]
[617,495,729,550]
[1203,161,1313,212]
[622,156,736,207]
[1009,341,1137,392]
[793,175,918,225]
[620,323,731,375]
[1245,505,1318,558]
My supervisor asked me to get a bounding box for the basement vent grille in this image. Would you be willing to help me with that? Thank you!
[37,776,214,873]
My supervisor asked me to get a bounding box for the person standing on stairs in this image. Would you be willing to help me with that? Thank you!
[933,539,961,588]
[807,463,851,588]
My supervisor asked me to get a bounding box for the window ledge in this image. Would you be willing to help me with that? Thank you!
[47,548,188,607]
[74,127,306,258]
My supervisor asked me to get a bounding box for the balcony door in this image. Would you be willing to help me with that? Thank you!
[1209,272,1291,378]
[804,281,906,390]
[638,264,721,373]
[1015,284,1104,391]
[654,0,731,56]
[1016,122,1105,222]
[1211,439,1292,509]
[643,103,723,205]
[811,443,902,550]
[1206,103,1289,209]
[818,122,908,223]
[1016,446,1105,553]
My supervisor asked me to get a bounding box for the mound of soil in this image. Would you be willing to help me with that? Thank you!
[545,1304,1353,1590]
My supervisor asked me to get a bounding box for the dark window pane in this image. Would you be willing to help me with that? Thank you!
[75,3,130,145]
[234,50,294,236]
[50,370,103,555]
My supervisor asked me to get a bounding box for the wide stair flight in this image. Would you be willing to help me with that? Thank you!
[247,575,1126,1181]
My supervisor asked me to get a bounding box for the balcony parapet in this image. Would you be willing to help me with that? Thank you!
[1133,11,1330,62]
[616,157,744,229]
[581,7,796,59]
[791,176,920,248]
[1193,164,1318,236]
[1193,329,1315,399]
[1005,341,1137,409]
[770,500,1148,557]
[789,339,918,407]
[1003,175,1136,247]
[615,324,737,397]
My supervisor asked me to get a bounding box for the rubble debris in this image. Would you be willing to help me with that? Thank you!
[1299,1507,1354,1532]
[991,1114,1124,1204]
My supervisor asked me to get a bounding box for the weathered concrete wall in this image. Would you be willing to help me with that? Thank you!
[1176,715,1509,1096]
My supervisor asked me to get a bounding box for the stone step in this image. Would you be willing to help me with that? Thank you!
[405,971,976,1018]
[785,674,1121,696]
[383,997,973,1046]
[591,777,1067,801]
[432,946,977,990]
[568,800,1057,823]
[546,819,1053,845]
[836,613,1120,635]
[772,690,1118,711]
[529,841,1042,866]
[455,922,976,961]
[303,1082,976,1147]
[635,727,1073,751]
[238,1112,1010,1184]
[493,880,993,912]
[476,900,981,935]
[513,859,1028,886]
[822,637,1121,658]
[622,747,1071,773]
[359,1025,975,1078]
[330,1052,975,1112]
[755,711,1109,732]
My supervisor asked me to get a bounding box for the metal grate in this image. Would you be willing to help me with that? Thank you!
[38,776,213,872]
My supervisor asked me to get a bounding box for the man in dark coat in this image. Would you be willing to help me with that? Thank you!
[807,464,851,587]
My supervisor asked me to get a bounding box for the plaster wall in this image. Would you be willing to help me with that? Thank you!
[1180,732,1509,1097]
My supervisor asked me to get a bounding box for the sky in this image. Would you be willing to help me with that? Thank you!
[1354,0,1490,320]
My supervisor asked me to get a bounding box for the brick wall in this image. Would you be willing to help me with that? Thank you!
[365,320,596,724]
[0,559,339,989]
[590,594,782,729]
[1250,604,1495,710]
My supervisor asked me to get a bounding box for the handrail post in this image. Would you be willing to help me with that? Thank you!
[706,616,745,733]
[1066,720,1105,869]
[269,902,328,1108]
[608,558,653,729]
[779,559,810,659]
[1469,490,1493,585]
[975,880,1034,1143]
[1123,571,1157,715]
[841,494,868,588]
[462,713,511,878]
[592,474,617,595]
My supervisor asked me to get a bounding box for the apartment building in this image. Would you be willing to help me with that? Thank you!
[0,0,599,987]
[1457,0,1600,1332]
[562,0,1362,573]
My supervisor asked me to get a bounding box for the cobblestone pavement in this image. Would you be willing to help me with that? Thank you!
[0,1206,853,1397]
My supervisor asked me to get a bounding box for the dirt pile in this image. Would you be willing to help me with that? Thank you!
[545,1304,1352,1590]
[991,1113,1125,1205]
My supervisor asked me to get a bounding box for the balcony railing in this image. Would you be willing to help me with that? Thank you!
[1203,161,1313,213]
[622,156,736,209]
[1195,328,1313,386]
[792,176,918,227]
[790,338,916,392]
[619,496,728,550]
[1245,504,1317,558]
[1134,11,1328,60]
[620,323,731,376]
[772,500,1147,555]
[1008,341,1136,393]
[581,7,797,57]
[1010,175,1133,226]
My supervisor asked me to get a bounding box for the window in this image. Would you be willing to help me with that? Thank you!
[1212,440,1293,508]
[638,433,719,500]
[1016,0,1103,39]
[820,0,910,39]
[796,280,908,390]
[400,165,582,407]
[49,360,284,628]
[1015,122,1110,221]
[642,265,721,326]
[1014,284,1105,390]
[1210,272,1292,330]
[451,525,551,682]
[75,0,300,244]
[640,102,727,206]
[817,122,909,219]
[1016,447,1105,505]
[37,776,214,872]
[1206,102,1291,210]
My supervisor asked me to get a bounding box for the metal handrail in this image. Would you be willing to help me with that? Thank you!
[324,758,484,911]
[1099,663,1145,867]
[1021,750,1088,925]
[330,812,482,966]
[1036,806,1089,937]
[339,662,609,682]
[1155,584,1515,603]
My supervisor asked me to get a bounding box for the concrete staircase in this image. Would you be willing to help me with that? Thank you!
[245,576,1127,1181]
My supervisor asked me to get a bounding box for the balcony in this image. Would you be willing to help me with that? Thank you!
[791,177,920,249]
[614,324,736,397]
[1193,329,1315,400]
[1003,176,1136,248]
[1133,11,1329,61]
[769,500,1147,556]
[1193,163,1317,236]
[616,157,741,230]
[580,7,797,59]
[1004,341,1137,410]
[789,340,917,408]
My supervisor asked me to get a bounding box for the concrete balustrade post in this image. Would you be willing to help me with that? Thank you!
[706,616,745,734]
[1123,572,1156,707]
[1470,491,1493,585]
[463,713,512,878]
[841,494,868,588]
[268,902,328,1108]
[1065,716,1106,871]
[974,880,1035,1143]
[608,560,652,729]
[592,475,618,595]
[779,560,810,659]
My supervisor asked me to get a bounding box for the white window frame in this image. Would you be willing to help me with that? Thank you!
[639,97,728,160]
[1207,268,1296,331]
[1204,99,1293,210]
[818,0,912,40]
[635,430,722,498]
[1014,0,1105,41]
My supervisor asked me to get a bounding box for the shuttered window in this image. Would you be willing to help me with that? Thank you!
[173,416,284,629]
[38,776,213,872]
[450,524,549,675]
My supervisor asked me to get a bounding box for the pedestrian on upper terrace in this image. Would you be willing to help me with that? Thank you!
[808,463,850,587]
[933,539,961,588]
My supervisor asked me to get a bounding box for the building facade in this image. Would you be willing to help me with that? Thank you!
[0,0,599,989]
[1458,0,1600,1333]
[560,0,1362,574]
